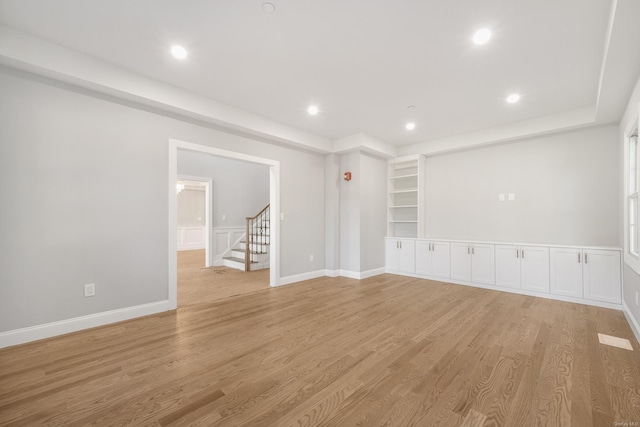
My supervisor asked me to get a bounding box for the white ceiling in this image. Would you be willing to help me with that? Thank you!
[0,0,636,151]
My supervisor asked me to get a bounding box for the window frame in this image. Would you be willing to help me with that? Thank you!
[625,124,640,273]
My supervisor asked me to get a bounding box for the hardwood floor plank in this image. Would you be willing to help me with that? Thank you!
[1,270,639,426]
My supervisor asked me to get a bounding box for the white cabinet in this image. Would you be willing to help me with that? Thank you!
[450,243,494,285]
[583,249,621,304]
[416,240,450,279]
[550,248,621,303]
[495,245,549,292]
[385,238,415,274]
[550,248,583,298]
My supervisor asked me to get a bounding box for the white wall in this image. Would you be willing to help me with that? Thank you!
[177,188,205,226]
[339,152,360,273]
[620,74,640,339]
[177,151,269,228]
[0,67,326,334]
[338,151,387,276]
[359,152,387,272]
[324,154,341,273]
[425,125,620,246]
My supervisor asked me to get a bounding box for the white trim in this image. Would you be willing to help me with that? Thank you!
[169,138,281,304]
[339,270,362,279]
[623,125,640,275]
[339,268,386,280]
[177,226,206,251]
[386,270,623,311]
[277,270,326,287]
[325,269,340,277]
[623,300,640,346]
[0,300,172,349]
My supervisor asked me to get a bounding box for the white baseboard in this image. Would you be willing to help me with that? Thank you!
[385,269,623,311]
[339,267,385,280]
[325,269,340,277]
[276,270,326,287]
[0,300,173,349]
[623,300,640,346]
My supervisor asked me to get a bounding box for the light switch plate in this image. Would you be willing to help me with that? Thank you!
[498,193,505,202]
[508,193,515,201]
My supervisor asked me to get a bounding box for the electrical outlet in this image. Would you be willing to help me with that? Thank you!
[84,283,95,298]
[222,214,226,221]
[280,212,285,221]
[309,255,314,262]
[498,193,505,202]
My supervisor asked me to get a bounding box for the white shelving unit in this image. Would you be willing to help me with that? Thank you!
[387,155,425,238]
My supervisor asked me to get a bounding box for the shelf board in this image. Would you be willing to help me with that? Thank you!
[389,173,418,180]
[389,189,418,194]
[389,205,418,208]
[388,220,418,223]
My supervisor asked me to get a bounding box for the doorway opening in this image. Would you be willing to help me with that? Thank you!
[176,176,211,269]
[168,139,280,310]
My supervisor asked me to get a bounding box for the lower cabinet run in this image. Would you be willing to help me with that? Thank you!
[385,238,415,274]
[495,245,550,292]
[415,241,450,278]
[450,243,495,285]
[385,238,622,308]
[550,248,621,303]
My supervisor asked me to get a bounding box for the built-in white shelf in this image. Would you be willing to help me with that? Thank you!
[388,155,425,238]
[389,189,418,194]
[389,173,418,180]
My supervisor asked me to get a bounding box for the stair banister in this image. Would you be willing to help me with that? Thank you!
[245,204,270,272]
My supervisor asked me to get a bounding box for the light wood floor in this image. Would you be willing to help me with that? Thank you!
[1,273,639,426]
[178,249,269,307]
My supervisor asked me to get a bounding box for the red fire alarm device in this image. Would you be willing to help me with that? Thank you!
[344,172,352,181]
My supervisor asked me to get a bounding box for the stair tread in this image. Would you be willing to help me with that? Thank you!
[240,241,270,245]
[232,249,267,254]
[223,257,257,264]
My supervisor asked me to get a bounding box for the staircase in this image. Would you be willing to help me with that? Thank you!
[222,204,270,271]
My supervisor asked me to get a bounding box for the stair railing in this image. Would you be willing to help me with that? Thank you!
[245,204,270,272]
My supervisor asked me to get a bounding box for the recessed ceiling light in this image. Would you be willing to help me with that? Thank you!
[171,45,187,60]
[472,28,491,45]
[405,122,416,131]
[307,105,319,115]
[506,93,521,103]
[262,2,276,13]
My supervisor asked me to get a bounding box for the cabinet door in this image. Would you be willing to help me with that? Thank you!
[385,239,399,271]
[583,250,621,303]
[520,246,550,293]
[415,241,431,276]
[550,248,583,298]
[398,239,416,273]
[431,241,451,279]
[471,244,495,285]
[495,245,521,289]
[450,243,472,281]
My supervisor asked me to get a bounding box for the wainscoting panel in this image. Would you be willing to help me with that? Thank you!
[213,227,245,265]
[177,226,206,251]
